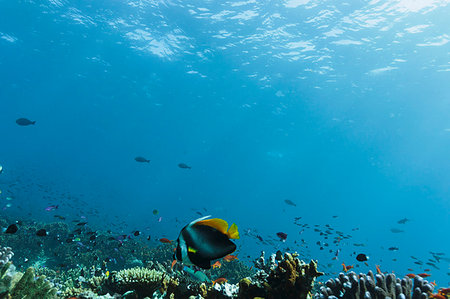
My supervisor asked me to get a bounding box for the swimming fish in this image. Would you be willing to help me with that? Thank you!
[390,228,404,233]
[178,163,191,169]
[284,199,296,207]
[36,229,47,237]
[276,232,288,241]
[134,156,150,163]
[388,247,399,251]
[223,254,238,262]
[159,238,172,243]
[0,165,3,174]
[397,218,410,224]
[16,118,36,126]
[4,224,18,234]
[356,253,369,262]
[45,205,58,211]
[174,216,239,269]
[342,262,354,272]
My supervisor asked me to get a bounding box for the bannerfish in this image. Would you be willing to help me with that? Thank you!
[135,156,150,163]
[178,163,191,169]
[16,118,36,126]
[174,216,239,269]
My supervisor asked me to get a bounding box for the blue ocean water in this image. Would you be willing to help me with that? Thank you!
[0,0,449,286]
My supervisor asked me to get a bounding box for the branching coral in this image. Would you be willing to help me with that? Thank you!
[315,270,434,299]
[0,246,13,267]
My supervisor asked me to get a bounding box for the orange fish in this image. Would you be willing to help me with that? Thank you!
[342,263,353,272]
[406,273,416,278]
[223,255,238,262]
[171,260,177,270]
[428,293,446,299]
[159,238,172,244]
[375,264,382,274]
[438,288,450,295]
[212,261,222,269]
[212,277,228,285]
[417,273,431,278]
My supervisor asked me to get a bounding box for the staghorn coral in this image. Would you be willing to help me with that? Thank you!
[239,252,323,299]
[0,246,13,267]
[315,270,435,299]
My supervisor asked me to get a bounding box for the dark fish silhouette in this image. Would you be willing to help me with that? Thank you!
[36,229,47,236]
[135,156,150,163]
[284,199,296,207]
[356,253,369,262]
[16,118,36,126]
[5,224,18,234]
[390,228,404,233]
[178,163,191,169]
[276,232,288,241]
[388,247,399,251]
[397,218,410,224]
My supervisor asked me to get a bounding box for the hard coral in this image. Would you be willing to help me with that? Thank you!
[239,252,323,299]
[315,270,434,299]
[0,246,13,267]
[104,266,164,297]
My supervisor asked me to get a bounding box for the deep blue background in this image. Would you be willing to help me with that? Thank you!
[1,0,449,285]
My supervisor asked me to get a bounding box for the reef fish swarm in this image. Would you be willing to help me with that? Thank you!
[315,270,434,299]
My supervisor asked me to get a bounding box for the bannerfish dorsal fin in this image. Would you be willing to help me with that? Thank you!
[195,218,229,235]
[188,215,211,227]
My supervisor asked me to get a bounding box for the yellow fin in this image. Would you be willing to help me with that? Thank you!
[188,246,197,253]
[227,223,240,239]
[195,218,229,235]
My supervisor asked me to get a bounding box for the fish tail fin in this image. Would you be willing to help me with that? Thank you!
[227,223,239,239]
[32,121,36,125]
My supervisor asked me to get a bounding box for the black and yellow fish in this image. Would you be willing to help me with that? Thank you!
[174,216,239,269]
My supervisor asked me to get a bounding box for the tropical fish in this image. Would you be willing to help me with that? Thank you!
[159,238,172,244]
[0,165,3,174]
[4,224,18,234]
[45,205,58,211]
[183,266,210,282]
[134,156,150,163]
[212,277,227,285]
[36,229,47,236]
[276,232,288,241]
[174,216,239,269]
[16,118,36,126]
[223,254,238,262]
[388,247,399,251]
[406,273,416,278]
[390,228,404,233]
[178,163,191,169]
[417,273,431,278]
[212,261,222,269]
[342,262,354,272]
[397,218,410,224]
[284,199,296,207]
[356,253,369,262]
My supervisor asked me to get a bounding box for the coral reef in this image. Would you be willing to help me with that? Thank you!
[103,267,165,297]
[0,262,57,298]
[315,270,435,299]
[238,252,323,299]
[0,246,13,267]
